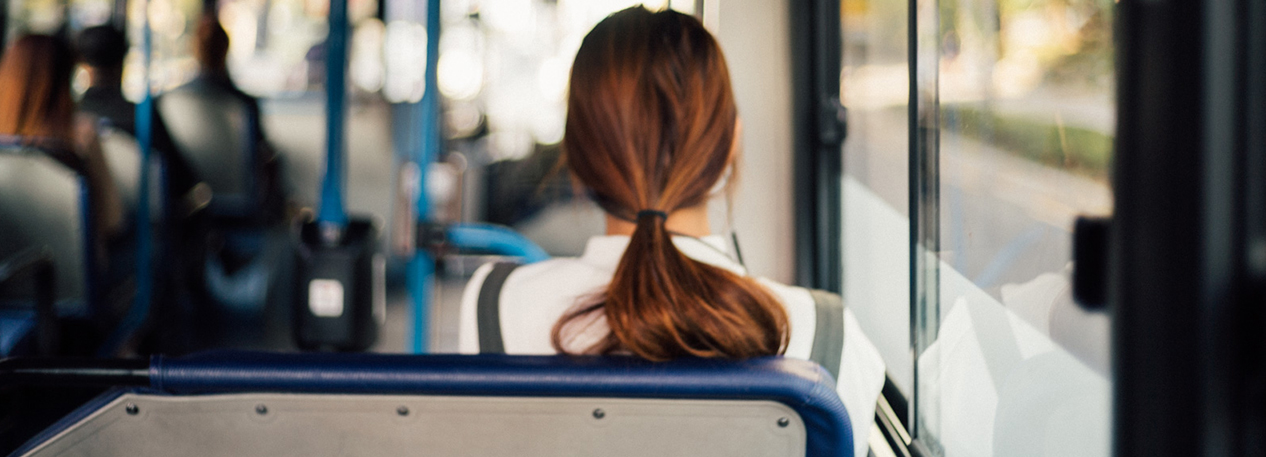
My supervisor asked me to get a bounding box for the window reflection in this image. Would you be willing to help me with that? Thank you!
[912,0,1115,455]
[932,0,1113,368]
[840,0,914,398]
[843,0,1116,453]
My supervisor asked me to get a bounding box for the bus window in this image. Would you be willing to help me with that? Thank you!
[841,0,1114,454]
[840,0,913,402]
[123,0,203,97]
[6,0,112,38]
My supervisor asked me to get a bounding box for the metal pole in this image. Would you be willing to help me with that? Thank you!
[408,0,441,353]
[98,0,154,356]
[317,0,351,235]
[0,358,150,389]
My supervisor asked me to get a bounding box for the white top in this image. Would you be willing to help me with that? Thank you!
[458,235,886,457]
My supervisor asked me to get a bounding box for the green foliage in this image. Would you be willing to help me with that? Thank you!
[943,105,1112,181]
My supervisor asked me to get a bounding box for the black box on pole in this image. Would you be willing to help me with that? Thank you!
[293,219,382,351]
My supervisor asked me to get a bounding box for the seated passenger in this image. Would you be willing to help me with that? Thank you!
[75,25,200,199]
[163,14,283,220]
[0,34,124,263]
[458,8,886,457]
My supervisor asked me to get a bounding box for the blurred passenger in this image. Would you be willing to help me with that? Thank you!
[190,14,258,119]
[457,8,885,456]
[166,13,283,220]
[0,34,124,257]
[75,25,199,197]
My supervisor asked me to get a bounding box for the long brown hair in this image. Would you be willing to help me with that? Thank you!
[552,7,789,360]
[0,35,77,141]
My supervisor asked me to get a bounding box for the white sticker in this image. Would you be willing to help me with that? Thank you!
[308,279,345,318]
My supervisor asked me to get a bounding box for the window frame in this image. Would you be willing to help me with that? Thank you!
[790,0,844,294]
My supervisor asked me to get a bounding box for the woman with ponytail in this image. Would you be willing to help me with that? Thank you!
[458,7,884,455]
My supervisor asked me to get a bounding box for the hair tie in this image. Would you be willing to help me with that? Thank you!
[636,210,669,221]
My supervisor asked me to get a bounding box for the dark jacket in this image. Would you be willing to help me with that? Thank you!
[79,85,199,196]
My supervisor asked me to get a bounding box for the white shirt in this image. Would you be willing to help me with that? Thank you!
[458,235,886,457]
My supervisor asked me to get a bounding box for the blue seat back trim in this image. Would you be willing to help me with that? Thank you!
[78,177,98,316]
[0,309,35,356]
[146,352,851,456]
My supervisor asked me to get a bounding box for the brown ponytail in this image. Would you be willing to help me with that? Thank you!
[552,7,788,360]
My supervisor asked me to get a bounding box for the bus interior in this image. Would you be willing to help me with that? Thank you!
[1,0,1264,456]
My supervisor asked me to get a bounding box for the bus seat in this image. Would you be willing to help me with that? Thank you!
[10,353,852,457]
[0,248,56,356]
[98,125,165,226]
[157,85,256,218]
[0,148,92,316]
[158,86,277,316]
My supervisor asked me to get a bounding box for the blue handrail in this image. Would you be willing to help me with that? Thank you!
[408,0,444,354]
[405,1,553,353]
[448,223,551,263]
[317,0,350,229]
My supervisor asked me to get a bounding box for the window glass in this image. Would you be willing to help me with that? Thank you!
[3,0,199,100]
[125,0,202,99]
[5,0,116,50]
[5,0,82,38]
[911,0,1114,454]
[840,0,914,396]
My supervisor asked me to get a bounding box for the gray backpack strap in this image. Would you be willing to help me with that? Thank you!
[477,262,521,354]
[807,289,845,379]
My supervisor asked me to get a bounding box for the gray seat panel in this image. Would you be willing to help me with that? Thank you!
[19,393,807,457]
[99,126,163,224]
[0,150,88,310]
[157,87,253,213]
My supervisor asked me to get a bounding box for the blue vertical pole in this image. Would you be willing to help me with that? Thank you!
[99,2,153,356]
[131,14,154,342]
[407,248,434,353]
[408,0,441,353]
[318,0,350,232]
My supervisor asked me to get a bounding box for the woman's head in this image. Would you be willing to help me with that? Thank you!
[0,34,77,140]
[194,14,231,74]
[554,7,788,360]
[564,6,736,217]
[77,25,129,71]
